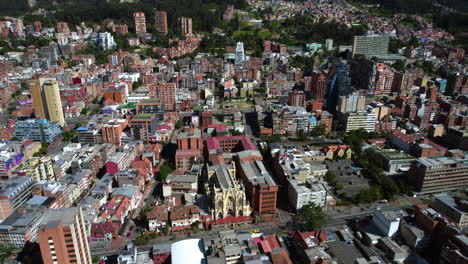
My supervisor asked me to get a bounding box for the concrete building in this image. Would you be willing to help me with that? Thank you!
[288,180,327,210]
[343,110,376,132]
[133,12,146,34]
[37,207,91,264]
[0,202,47,248]
[325,39,333,51]
[98,32,116,50]
[14,119,62,143]
[372,147,415,174]
[129,114,158,142]
[375,63,394,94]
[432,194,468,227]
[154,11,168,35]
[29,78,65,126]
[136,99,164,118]
[178,17,192,36]
[13,156,55,182]
[353,35,390,58]
[337,93,366,113]
[235,41,245,67]
[0,177,35,221]
[410,156,468,193]
[372,208,406,237]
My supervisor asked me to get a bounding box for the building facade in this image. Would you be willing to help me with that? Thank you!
[37,207,91,264]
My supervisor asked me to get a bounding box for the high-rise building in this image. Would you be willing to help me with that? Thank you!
[392,72,415,92]
[288,90,306,107]
[129,114,158,142]
[235,42,245,67]
[327,62,352,113]
[337,93,366,113]
[325,39,333,51]
[352,35,389,58]
[178,17,192,36]
[29,79,65,126]
[310,72,327,101]
[98,32,116,50]
[149,83,176,111]
[133,12,146,34]
[56,22,69,34]
[37,207,91,264]
[374,63,394,94]
[154,11,168,35]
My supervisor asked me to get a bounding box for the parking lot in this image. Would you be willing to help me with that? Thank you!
[327,239,364,264]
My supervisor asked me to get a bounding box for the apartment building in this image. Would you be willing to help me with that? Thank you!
[0,177,34,221]
[37,207,92,264]
[410,156,468,193]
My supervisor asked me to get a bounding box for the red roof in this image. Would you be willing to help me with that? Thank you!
[265,236,281,249]
[260,240,272,253]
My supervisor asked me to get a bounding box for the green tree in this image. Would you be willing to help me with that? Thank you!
[159,164,173,180]
[297,203,327,230]
[81,107,89,115]
[298,129,308,141]
[311,124,326,137]
[175,120,183,129]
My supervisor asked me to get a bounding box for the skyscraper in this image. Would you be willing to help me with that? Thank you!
[133,12,146,34]
[235,42,245,67]
[29,79,65,127]
[37,207,91,264]
[178,17,192,36]
[326,62,352,114]
[325,39,333,51]
[374,63,394,94]
[311,71,327,101]
[352,35,389,58]
[155,11,168,35]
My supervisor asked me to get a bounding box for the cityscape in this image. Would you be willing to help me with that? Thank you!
[0,0,467,263]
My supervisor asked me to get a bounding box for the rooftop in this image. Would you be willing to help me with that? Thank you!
[42,207,80,228]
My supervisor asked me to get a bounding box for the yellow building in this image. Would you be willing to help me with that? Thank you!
[29,78,65,127]
[29,80,46,119]
[206,163,251,219]
[17,156,55,182]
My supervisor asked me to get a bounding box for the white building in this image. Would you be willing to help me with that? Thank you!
[235,42,245,67]
[344,109,376,132]
[372,208,406,237]
[325,39,333,51]
[98,32,116,50]
[288,180,327,210]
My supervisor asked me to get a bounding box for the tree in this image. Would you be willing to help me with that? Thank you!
[159,164,173,180]
[81,107,89,115]
[10,136,20,141]
[175,120,183,129]
[298,129,308,141]
[311,124,326,137]
[297,203,327,230]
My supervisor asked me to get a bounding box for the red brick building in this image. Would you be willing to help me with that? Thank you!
[149,83,176,111]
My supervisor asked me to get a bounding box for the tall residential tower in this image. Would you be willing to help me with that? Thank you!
[29,78,65,127]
